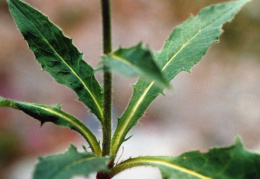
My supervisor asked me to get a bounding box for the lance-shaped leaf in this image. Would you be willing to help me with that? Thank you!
[103,44,169,88]
[0,96,102,156]
[7,0,104,121]
[111,138,260,179]
[111,0,250,155]
[34,145,110,179]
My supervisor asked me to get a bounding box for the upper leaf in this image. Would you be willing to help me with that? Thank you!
[0,96,102,156]
[111,0,250,155]
[7,0,104,121]
[103,44,169,88]
[112,138,260,179]
[34,145,110,179]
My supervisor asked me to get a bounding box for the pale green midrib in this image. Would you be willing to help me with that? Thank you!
[10,1,103,120]
[25,103,101,156]
[112,3,241,154]
[123,158,212,179]
[110,53,167,87]
[161,30,201,72]
[112,81,154,153]
[160,3,237,72]
[42,38,103,119]
[110,53,138,70]
[52,156,96,179]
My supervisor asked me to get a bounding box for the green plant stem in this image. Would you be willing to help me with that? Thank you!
[109,157,145,177]
[101,0,112,158]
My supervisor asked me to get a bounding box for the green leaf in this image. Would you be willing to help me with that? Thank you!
[0,96,102,156]
[112,138,260,179]
[111,0,250,155]
[103,44,169,88]
[34,145,110,179]
[7,0,104,121]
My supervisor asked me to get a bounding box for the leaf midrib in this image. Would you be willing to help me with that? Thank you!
[112,3,240,154]
[23,103,101,156]
[110,53,138,71]
[10,0,103,120]
[118,158,211,179]
[52,156,96,179]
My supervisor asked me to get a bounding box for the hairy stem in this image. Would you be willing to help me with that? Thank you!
[97,1,113,178]
[101,0,112,158]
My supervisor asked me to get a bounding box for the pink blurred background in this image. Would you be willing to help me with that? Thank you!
[0,0,260,178]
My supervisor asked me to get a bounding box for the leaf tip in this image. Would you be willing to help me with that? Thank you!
[0,96,5,101]
[234,136,244,148]
[69,144,77,151]
[82,145,87,151]
[52,103,61,109]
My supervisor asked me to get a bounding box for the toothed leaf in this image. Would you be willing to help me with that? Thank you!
[114,138,260,179]
[34,145,110,179]
[7,0,104,121]
[0,96,101,156]
[103,44,169,88]
[112,0,250,155]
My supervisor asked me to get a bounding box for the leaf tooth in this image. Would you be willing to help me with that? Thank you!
[160,91,166,96]
[52,103,61,109]
[40,121,46,127]
[69,144,77,151]
[82,145,87,151]
[235,136,243,148]
[130,83,135,88]
[183,68,191,74]
[79,52,84,59]
[123,135,133,142]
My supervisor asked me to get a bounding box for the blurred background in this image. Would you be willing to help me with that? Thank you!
[0,0,259,178]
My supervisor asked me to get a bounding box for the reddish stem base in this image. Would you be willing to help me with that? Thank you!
[96,172,112,179]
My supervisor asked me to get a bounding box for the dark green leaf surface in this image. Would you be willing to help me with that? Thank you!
[0,96,102,156]
[103,44,168,88]
[34,145,110,179]
[111,0,250,155]
[112,138,260,179]
[7,0,104,121]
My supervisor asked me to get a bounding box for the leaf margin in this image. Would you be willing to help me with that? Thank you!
[111,0,251,156]
[103,43,169,88]
[7,0,104,122]
[0,96,102,156]
[110,137,260,179]
[33,144,111,179]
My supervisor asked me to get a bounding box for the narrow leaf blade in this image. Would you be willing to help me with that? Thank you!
[34,145,110,179]
[0,96,102,156]
[113,138,260,179]
[112,0,250,155]
[7,0,104,121]
[103,44,169,88]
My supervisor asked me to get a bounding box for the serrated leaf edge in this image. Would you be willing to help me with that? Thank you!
[0,97,102,156]
[21,103,102,156]
[111,157,211,179]
[111,0,250,156]
[8,0,104,121]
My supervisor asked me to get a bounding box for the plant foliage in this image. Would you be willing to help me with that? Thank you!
[0,97,102,156]
[112,138,260,179]
[34,145,110,179]
[111,0,251,155]
[8,0,104,122]
[103,43,169,88]
[0,0,258,178]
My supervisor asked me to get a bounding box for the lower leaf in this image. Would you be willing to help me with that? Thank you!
[111,137,260,179]
[0,96,102,156]
[34,145,110,179]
